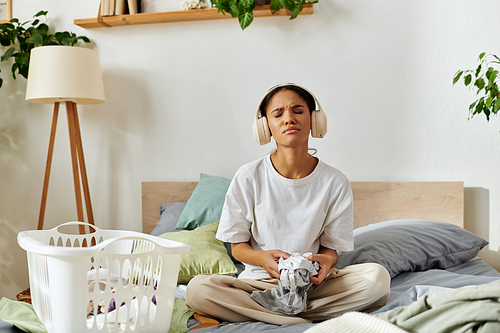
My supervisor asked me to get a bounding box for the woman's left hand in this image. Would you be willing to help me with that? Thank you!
[307,247,338,285]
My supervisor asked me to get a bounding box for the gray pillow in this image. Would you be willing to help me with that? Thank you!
[335,219,489,278]
[150,202,187,236]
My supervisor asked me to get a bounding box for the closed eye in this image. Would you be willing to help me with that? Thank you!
[271,108,283,118]
[292,105,306,113]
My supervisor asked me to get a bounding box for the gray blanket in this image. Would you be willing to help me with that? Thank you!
[375,279,500,333]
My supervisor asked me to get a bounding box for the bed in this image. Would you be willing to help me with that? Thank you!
[142,176,500,333]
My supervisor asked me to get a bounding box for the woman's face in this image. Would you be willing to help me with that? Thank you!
[266,89,311,148]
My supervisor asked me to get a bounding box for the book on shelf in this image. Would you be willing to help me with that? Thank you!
[100,0,107,16]
[100,0,116,16]
[115,0,127,15]
[128,0,139,14]
[109,0,116,15]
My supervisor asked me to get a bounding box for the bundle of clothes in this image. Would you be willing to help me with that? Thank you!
[251,253,319,315]
[86,268,157,332]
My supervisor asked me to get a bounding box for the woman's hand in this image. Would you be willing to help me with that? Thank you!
[257,250,291,279]
[231,242,290,279]
[307,247,338,285]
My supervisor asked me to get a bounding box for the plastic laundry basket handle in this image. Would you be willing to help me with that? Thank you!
[52,221,190,255]
[51,221,102,234]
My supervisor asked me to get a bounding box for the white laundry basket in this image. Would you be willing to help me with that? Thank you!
[17,222,190,333]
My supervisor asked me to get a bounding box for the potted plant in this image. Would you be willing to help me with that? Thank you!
[453,52,500,121]
[0,10,90,89]
[211,0,318,30]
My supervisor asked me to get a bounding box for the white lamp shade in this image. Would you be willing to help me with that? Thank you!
[26,46,105,104]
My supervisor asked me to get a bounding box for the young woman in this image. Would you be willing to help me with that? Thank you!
[185,84,390,325]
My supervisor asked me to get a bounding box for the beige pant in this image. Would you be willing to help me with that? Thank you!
[185,263,391,325]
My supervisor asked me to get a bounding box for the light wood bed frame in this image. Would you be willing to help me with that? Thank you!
[142,181,464,235]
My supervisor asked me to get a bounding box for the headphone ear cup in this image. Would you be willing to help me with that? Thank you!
[311,109,327,138]
[252,116,271,145]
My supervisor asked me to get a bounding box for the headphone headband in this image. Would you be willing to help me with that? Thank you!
[257,83,318,117]
[252,83,327,145]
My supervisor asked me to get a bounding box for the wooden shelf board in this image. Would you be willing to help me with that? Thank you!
[74,4,313,28]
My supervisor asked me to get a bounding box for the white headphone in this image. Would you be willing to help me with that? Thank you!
[252,83,328,145]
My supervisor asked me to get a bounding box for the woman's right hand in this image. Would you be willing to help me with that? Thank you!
[231,242,290,279]
[257,250,291,279]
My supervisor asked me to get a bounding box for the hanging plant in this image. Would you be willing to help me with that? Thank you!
[453,52,500,121]
[211,0,318,30]
[0,10,90,88]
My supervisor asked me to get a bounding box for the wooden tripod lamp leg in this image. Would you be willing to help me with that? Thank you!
[71,103,95,227]
[38,103,60,231]
[66,102,86,234]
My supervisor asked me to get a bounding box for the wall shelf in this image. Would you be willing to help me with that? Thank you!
[74,3,313,28]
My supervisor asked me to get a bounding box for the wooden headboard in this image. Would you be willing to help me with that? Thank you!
[142,181,464,235]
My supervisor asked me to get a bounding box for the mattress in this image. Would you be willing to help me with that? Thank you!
[190,256,500,333]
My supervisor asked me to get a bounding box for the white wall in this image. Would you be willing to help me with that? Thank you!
[1,0,499,299]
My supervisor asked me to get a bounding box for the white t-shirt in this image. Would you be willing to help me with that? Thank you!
[216,155,354,280]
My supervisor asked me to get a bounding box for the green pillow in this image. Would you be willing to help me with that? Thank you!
[175,173,231,230]
[159,221,237,284]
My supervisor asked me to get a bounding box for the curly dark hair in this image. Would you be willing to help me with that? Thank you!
[259,84,316,118]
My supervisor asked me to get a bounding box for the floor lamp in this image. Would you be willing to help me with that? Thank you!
[25,46,105,234]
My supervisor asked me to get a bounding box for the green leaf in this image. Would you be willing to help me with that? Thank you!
[485,67,493,80]
[464,74,472,86]
[238,11,253,30]
[270,0,282,13]
[10,62,18,79]
[18,63,29,79]
[491,70,498,82]
[487,72,496,90]
[283,0,296,11]
[77,36,91,43]
[229,2,239,17]
[492,84,499,98]
[486,96,493,107]
[494,99,500,113]
[0,22,15,30]
[36,23,49,35]
[474,98,485,117]
[476,97,484,113]
[11,29,19,43]
[14,51,30,65]
[479,52,486,60]
[26,31,43,45]
[475,77,485,91]
[1,47,15,62]
[475,64,482,77]
[240,0,255,11]
[55,31,71,41]
[34,10,48,17]
[290,2,304,19]
[453,70,463,85]
[62,37,77,46]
